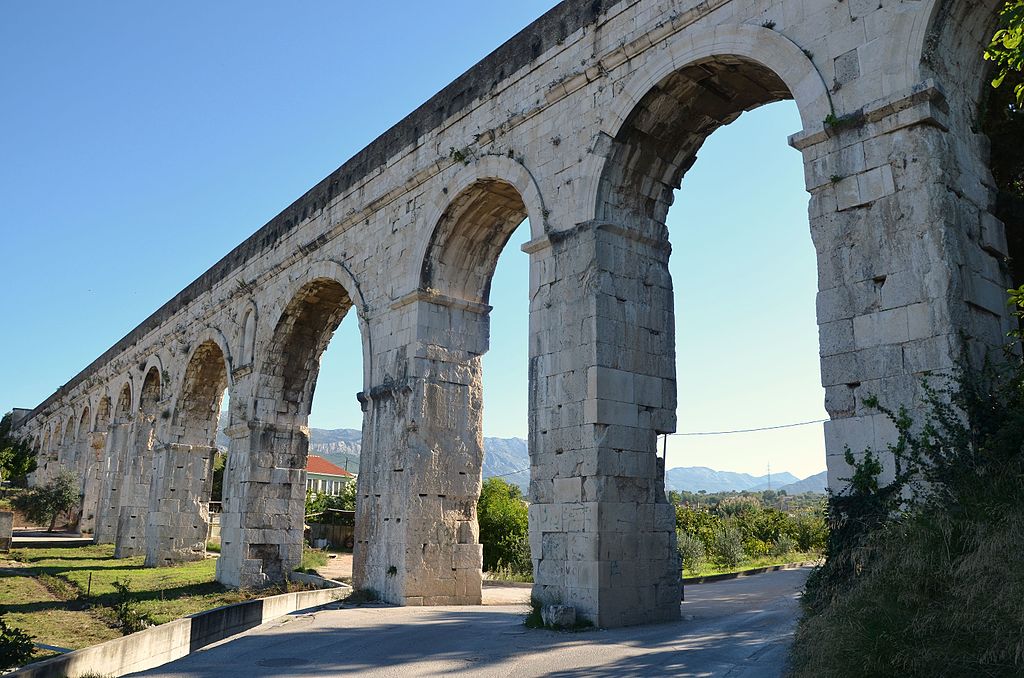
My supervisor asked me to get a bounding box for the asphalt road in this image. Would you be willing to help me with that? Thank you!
[131,567,809,678]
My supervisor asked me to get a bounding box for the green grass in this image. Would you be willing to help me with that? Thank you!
[296,547,329,573]
[0,543,314,664]
[684,551,820,578]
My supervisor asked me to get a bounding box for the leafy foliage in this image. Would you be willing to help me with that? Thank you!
[210,451,226,502]
[0,618,34,670]
[792,349,1024,676]
[12,470,78,531]
[0,413,37,486]
[986,1,1024,105]
[672,491,825,573]
[477,477,531,576]
[675,530,706,574]
[305,479,356,516]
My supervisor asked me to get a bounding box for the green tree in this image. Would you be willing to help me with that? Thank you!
[986,1,1024,105]
[210,451,226,502]
[12,470,79,531]
[0,413,37,486]
[477,477,530,575]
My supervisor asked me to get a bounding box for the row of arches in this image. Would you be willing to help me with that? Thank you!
[20,2,1010,626]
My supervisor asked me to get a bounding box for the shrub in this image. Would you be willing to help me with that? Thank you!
[792,511,827,552]
[0,618,34,670]
[769,534,796,558]
[709,526,746,569]
[676,530,705,574]
[12,470,79,531]
[108,579,151,635]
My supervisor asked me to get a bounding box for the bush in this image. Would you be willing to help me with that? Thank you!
[0,413,37,486]
[477,478,531,577]
[12,470,79,531]
[0,618,34,670]
[709,526,746,569]
[108,579,151,635]
[676,530,705,574]
[769,534,796,558]
[792,511,827,552]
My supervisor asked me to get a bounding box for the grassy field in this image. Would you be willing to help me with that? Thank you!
[0,544,317,665]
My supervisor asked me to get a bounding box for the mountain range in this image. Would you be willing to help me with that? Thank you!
[217,417,824,494]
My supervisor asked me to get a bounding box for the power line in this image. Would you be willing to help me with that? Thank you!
[669,418,828,437]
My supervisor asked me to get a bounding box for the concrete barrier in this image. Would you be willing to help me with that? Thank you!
[11,586,349,678]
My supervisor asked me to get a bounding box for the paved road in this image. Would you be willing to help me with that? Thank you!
[132,567,809,678]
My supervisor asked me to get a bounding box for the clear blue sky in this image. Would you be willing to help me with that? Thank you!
[1,2,826,478]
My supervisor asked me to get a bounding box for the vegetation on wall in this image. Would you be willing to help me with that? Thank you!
[791,266,1024,676]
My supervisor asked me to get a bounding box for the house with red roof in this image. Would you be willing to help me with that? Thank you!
[306,455,355,496]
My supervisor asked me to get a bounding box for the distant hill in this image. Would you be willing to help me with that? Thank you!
[217,415,821,495]
[217,414,528,490]
[664,466,800,493]
[777,471,828,495]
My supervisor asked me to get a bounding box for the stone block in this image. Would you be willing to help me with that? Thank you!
[542,605,577,629]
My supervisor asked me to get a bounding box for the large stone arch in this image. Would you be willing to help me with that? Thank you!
[96,381,133,544]
[355,176,542,607]
[407,156,547,298]
[114,366,161,558]
[145,337,231,566]
[580,23,831,226]
[217,262,368,588]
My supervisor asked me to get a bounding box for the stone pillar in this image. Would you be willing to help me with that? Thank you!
[78,431,107,535]
[114,418,156,558]
[216,421,306,588]
[525,223,680,628]
[790,83,1015,486]
[95,421,130,544]
[353,298,485,605]
[144,443,214,566]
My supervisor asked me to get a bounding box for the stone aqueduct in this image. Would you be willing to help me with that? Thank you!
[12,0,1012,626]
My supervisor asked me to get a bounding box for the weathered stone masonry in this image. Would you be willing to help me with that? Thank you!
[13,0,1011,627]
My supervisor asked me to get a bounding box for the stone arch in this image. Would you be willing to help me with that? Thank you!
[216,266,368,586]
[114,366,161,558]
[584,24,829,230]
[75,405,91,463]
[256,265,368,420]
[592,25,829,236]
[409,156,547,300]
[173,339,230,447]
[94,395,111,433]
[911,0,1004,114]
[145,339,230,566]
[238,302,258,367]
[113,381,133,424]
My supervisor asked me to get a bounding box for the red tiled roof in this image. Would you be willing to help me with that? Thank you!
[306,455,354,477]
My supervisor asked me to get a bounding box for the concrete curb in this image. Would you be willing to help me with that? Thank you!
[683,560,819,586]
[11,585,350,678]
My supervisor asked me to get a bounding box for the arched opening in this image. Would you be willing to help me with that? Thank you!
[146,341,229,566]
[96,383,132,544]
[114,367,160,558]
[81,396,111,535]
[240,308,256,366]
[72,406,91,530]
[580,51,826,625]
[375,177,530,606]
[218,276,362,587]
[421,179,529,305]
